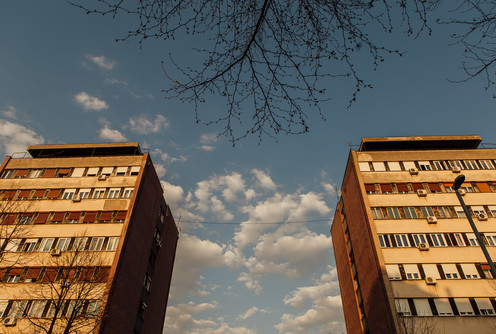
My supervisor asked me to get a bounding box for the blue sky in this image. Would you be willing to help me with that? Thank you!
[1,1,496,333]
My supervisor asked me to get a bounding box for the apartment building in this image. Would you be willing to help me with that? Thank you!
[331,135,496,334]
[0,143,178,333]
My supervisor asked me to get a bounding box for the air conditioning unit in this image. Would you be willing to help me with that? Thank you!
[417,189,427,197]
[425,276,437,285]
[3,317,17,326]
[418,242,430,251]
[427,216,437,224]
[409,168,419,175]
[478,213,489,221]
[452,166,461,173]
[72,195,81,202]
[50,249,62,256]
[458,189,466,196]
[97,175,107,181]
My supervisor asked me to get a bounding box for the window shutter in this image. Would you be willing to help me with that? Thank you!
[58,168,71,175]
[99,211,113,221]
[18,190,31,198]
[130,166,141,174]
[46,189,61,199]
[380,184,393,192]
[51,212,65,221]
[364,184,375,192]
[116,166,128,174]
[8,268,23,276]
[116,211,127,220]
[101,167,114,175]
[15,169,28,177]
[71,168,85,177]
[428,183,441,192]
[411,183,424,191]
[35,213,50,224]
[2,190,16,199]
[3,213,17,225]
[477,182,491,192]
[84,211,98,223]
[68,212,81,220]
[42,169,56,178]
[396,183,409,192]
[33,189,45,198]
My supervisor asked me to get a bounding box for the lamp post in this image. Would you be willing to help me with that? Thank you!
[453,175,496,278]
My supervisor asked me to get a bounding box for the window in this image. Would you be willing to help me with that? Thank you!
[430,234,447,247]
[66,300,84,318]
[455,206,466,218]
[412,234,427,247]
[5,239,21,252]
[453,233,466,246]
[464,160,479,170]
[422,264,441,279]
[403,161,416,170]
[108,188,121,199]
[442,264,460,279]
[72,237,88,251]
[358,162,370,172]
[57,168,71,177]
[449,160,464,170]
[476,298,495,315]
[39,238,55,252]
[115,166,128,176]
[28,300,46,317]
[71,167,85,177]
[437,207,452,218]
[455,298,474,315]
[371,208,383,220]
[8,301,27,318]
[387,162,402,171]
[62,189,76,200]
[466,233,479,246]
[101,167,114,176]
[7,275,20,283]
[365,184,376,194]
[378,235,392,248]
[123,188,134,198]
[19,215,33,225]
[404,264,420,280]
[51,212,65,224]
[428,183,442,193]
[461,183,475,193]
[78,189,91,199]
[413,299,433,316]
[404,207,417,219]
[21,238,38,252]
[28,169,43,178]
[420,207,435,218]
[130,166,140,175]
[380,183,393,194]
[489,206,496,218]
[486,233,496,246]
[86,167,99,177]
[372,162,386,171]
[471,206,486,216]
[395,299,411,316]
[396,183,409,194]
[387,207,401,219]
[106,237,120,251]
[15,169,28,178]
[395,234,410,247]
[32,189,45,200]
[432,161,446,170]
[480,160,494,169]
[89,237,105,251]
[460,264,479,279]
[92,188,106,199]
[115,211,127,223]
[143,274,152,291]
[18,190,31,200]
[435,298,454,316]
[1,170,13,178]
[418,161,432,170]
[386,264,401,280]
[55,238,70,251]
[87,300,101,317]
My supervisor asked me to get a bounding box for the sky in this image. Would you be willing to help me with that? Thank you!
[1,1,496,333]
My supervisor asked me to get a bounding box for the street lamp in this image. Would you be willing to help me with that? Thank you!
[453,175,496,278]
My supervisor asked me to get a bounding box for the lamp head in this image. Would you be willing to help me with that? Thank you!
[453,175,466,191]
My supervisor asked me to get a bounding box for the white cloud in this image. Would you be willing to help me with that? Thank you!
[201,145,215,152]
[252,169,277,190]
[128,114,169,134]
[200,133,218,151]
[164,301,219,333]
[168,234,227,301]
[154,163,167,178]
[161,181,201,223]
[236,306,271,321]
[0,119,44,156]
[152,148,187,163]
[98,119,127,142]
[276,268,345,334]
[74,92,108,111]
[104,78,128,86]
[1,105,16,119]
[85,55,116,70]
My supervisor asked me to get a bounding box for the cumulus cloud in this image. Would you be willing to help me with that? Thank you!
[85,55,116,70]
[74,92,108,111]
[276,268,345,334]
[236,306,271,321]
[154,163,167,178]
[0,119,44,156]
[252,169,277,190]
[1,105,16,119]
[98,119,126,142]
[168,234,227,301]
[152,148,187,164]
[127,114,169,134]
[161,181,200,223]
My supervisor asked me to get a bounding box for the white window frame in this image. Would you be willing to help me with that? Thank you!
[55,238,71,251]
[455,206,466,218]
[464,160,479,170]
[21,238,38,252]
[404,207,417,219]
[453,233,466,246]
[371,207,383,220]
[386,264,401,280]
[442,264,460,279]
[89,237,105,251]
[430,234,447,247]
[72,237,88,251]
[372,162,386,172]
[412,234,427,247]
[404,264,421,280]
[485,233,496,246]
[387,207,401,219]
[123,188,134,198]
[432,161,446,170]
[106,237,120,251]
[108,188,121,199]
[488,206,496,218]
[28,300,47,317]
[395,234,410,248]
[92,188,106,199]
[418,161,432,171]
[62,189,76,200]
[39,238,55,252]
[71,168,86,177]
[7,275,20,283]
[466,233,479,246]
[449,160,464,170]
[480,160,494,170]
[78,189,91,199]
[378,235,392,248]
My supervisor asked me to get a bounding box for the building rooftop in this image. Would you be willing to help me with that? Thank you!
[358,135,482,152]
[27,142,143,158]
